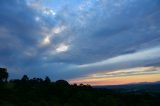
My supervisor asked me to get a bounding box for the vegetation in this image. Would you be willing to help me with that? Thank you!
[0,68,160,106]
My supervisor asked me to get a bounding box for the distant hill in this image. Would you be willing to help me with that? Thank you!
[94,81,160,93]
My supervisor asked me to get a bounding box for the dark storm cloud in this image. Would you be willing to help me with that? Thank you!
[0,0,160,80]
[0,0,37,64]
[0,0,56,72]
[48,0,160,64]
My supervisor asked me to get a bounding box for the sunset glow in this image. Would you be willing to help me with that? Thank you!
[70,67,160,85]
[0,0,160,86]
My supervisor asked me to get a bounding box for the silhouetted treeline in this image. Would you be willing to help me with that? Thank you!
[0,68,160,106]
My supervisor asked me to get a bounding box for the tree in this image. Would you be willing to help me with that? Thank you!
[21,75,29,81]
[0,68,8,82]
[44,76,51,83]
[55,80,69,87]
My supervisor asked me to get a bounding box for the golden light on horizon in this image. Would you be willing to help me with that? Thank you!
[69,67,160,86]
[70,74,160,86]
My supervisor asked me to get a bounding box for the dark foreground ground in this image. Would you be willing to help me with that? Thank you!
[0,68,160,106]
[0,78,160,106]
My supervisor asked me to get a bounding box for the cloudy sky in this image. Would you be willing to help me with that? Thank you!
[0,0,160,85]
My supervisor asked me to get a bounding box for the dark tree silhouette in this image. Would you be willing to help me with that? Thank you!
[44,76,51,83]
[55,80,69,87]
[0,68,8,82]
[21,75,29,81]
[0,68,160,106]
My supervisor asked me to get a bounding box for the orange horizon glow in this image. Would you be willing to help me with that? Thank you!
[69,74,160,86]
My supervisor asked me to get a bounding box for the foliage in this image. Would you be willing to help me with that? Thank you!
[0,68,8,82]
[0,68,160,106]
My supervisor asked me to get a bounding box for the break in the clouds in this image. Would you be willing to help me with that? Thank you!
[0,0,160,84]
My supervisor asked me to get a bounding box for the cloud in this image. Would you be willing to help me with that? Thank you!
[0,0,160,82]
[85,66,160,79]
[55,43,69,53]
[41,36,51,46]
[69,66,160,85]
[77,46,160,68]
[45,0,160,65]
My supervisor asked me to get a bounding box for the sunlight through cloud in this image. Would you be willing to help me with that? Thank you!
[56,44,69,53]
[53,26,66,34]
[41,36,50,46]
[43,8,56,16]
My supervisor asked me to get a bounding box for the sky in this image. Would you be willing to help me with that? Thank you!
[0,0,160,85]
